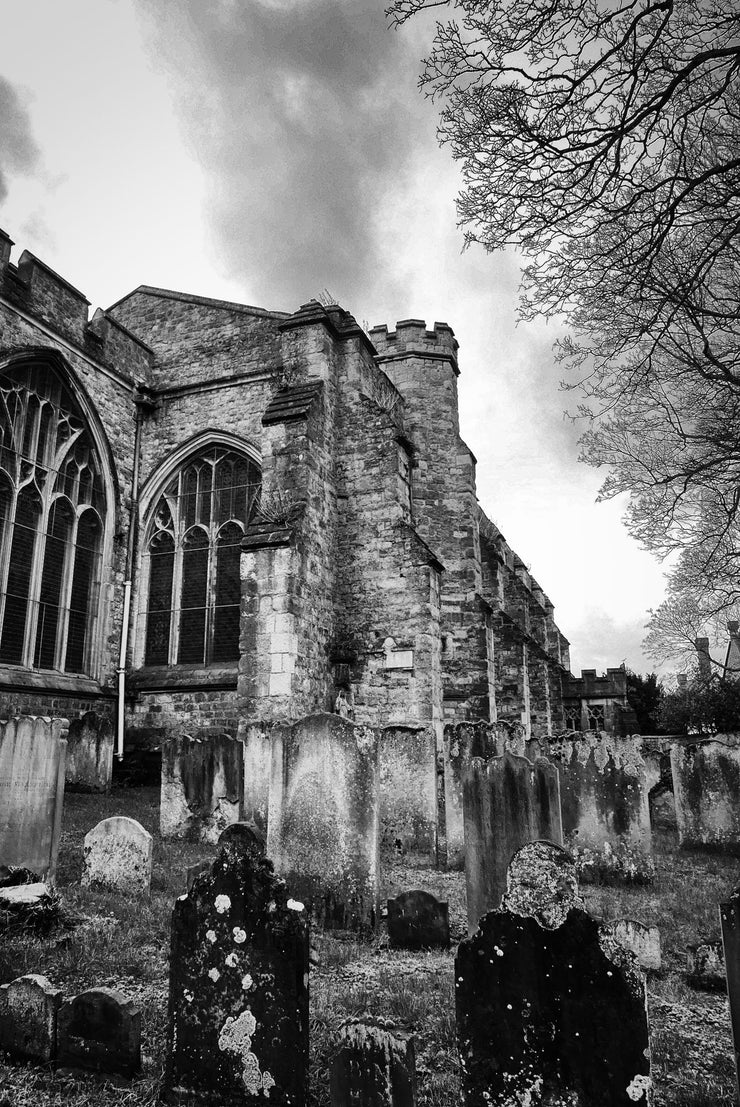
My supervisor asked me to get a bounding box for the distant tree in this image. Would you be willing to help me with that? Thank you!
[625,670,665,734]
[388,0,740,655]
[659,676,740,735]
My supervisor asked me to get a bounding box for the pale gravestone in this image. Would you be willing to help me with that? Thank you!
[82,817,153,895]
[671,739,740,853]
[65,711,114,793]
[387,891,449,950]
[379,725,437,864]
[0,715,68,880]
[456,841,653,1106]
[602,918,661,973]
[268,713,380,932]
[57,987,141,1075]
[0,974,62,1062]
[163,825,309,1105]
[161,732,244,843]
[330,1018,417,1107]
[443,721,499,869]
[463,751,562,934]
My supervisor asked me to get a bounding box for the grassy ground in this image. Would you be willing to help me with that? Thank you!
[0,789,738,1105]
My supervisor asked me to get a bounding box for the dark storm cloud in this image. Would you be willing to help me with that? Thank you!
[0,76,41,202]
[137,0,435,311]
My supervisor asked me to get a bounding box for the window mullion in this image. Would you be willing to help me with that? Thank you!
[55,510,78,671]
[24,496,47,668]
[205,523,218,664]
[0,486,18,633]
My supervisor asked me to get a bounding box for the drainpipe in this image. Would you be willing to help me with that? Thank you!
[116,389,150,761]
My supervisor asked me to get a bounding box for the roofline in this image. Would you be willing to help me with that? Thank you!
[106,284,291,321]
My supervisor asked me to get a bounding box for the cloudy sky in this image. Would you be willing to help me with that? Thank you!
[0,0,669,674]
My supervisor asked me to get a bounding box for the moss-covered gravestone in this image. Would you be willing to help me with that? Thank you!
[456,841,652,1106]
[0,974,62,1063]
[162,825,309,1105]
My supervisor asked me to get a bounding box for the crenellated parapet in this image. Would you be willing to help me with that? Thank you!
[368,319,459,374]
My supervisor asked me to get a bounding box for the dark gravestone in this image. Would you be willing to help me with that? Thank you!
[186,860,211,893]
[0,974,62,1062]
[686,941,726,991]
[456,841,652,1106]
[672,740,740,853]
[463,752,562,934]
[720,886,740,1102]
[161,731,244,843]
[163,825,309,1105]
[387,891,450,950]
[219,822,267,851]
[57,987,141,1075]
[65,712,114,793]
[330,1018,416,1107]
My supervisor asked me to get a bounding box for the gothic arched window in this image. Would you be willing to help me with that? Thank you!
[143,447,260,666]
[0,361,106,674]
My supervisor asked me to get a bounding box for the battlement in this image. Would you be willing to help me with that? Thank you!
[369,319,459,373]
[564,668,627,697]
[0,230,153,383]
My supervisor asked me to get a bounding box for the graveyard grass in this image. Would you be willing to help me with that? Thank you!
[0,792,738,1106]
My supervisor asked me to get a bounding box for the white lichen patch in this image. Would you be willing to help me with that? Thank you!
[183,989,193,1003]
[218,1009,273,1097]
[287,899,304,912]
[215,894,231,914]
[242,973,253,990]
[233,927,247,944]
[225,952,239,968]
[206,929,216,943]
[626,1074,652,1101]
[208,967,220,982]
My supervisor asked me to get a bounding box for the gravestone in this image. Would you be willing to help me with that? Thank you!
[687,941,726,991]
[57,987,141,1075]
[379,725,437,864]
[163,824,309,1105]
[268,713,380,932]
[672,739,740,853]
[0,715,68,880]
[161,731,244,843]
[387,891,449,950]
[443,721,499,869]
[463,751,562,934]
[65,712,114,793]
[330,1018,416,1107]
[0,974,63,1063]
[602,918,661,973]
[82,816,152,895]
[240,720,272,834]
[456,841,652,1106]
[720,886,740,1101]
[549,732,652,878]
[186,859,211,893]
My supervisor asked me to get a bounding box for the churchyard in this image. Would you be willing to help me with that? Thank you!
[2,715,740,1104]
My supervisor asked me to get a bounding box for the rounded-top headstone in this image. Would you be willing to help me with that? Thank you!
[218,821,266,858]
[82,816,153,895]
[502,840,581,930]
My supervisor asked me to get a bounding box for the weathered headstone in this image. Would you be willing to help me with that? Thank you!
[0,974,63,1062]
[0,715,68,880]
[330,1018,416,1106]
[687,940,726,991]
[463,751,562,934]
[82,816,153,895]
[163,825,309,1105]
[268,713,380,932]
[720,886,740,1101]
[549,732,652,879]
[65,712,114,793]
[672,739,740,853]
[161,731,244,843]
[602,918,661,973]
[455,841,652,1106]
[443,721,499,869]
[57,987,141,1075]
[387,891,450,950]
[379,725,437,864]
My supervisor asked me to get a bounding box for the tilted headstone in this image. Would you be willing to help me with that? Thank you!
[82,816,153,895]
[387,891,450,950]
[455,841,652,1106]
[720,886,740,1101]
[0,974,63,1063]
[267,713,380,932]
[330,1018,416,1107]
[672,739,740,853]
[443,721,499,869]
[687,940,726,991]
[57,987,141,1075]
[379,725,437,864]
[65,711,114,793]
[602,918,661,973]
[549,732,652,877]
[163,825,309,1105]
[0,715,68,880]
[463,751,562,934]
[161,731,244,843]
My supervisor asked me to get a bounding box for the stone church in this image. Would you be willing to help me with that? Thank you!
[0,228,633,767]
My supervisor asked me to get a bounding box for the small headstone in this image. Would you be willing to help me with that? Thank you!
[0,974,63,1063]
[720,886,740,1100]
[82,817,153,895]
[603,918,661,973]
[57,987,141,1075]
[186,860,211,893]
[0,715,68,880]
[330,1017,416,1106]
[672,740,740,853]
[163,825,309,1105]
[65,712,114,793]
[687,940,726,991]
[161,731,244,843]
[455,841,652,1105]
[387,891,450,950]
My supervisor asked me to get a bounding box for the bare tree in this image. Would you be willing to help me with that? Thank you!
[389,0,740,655]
